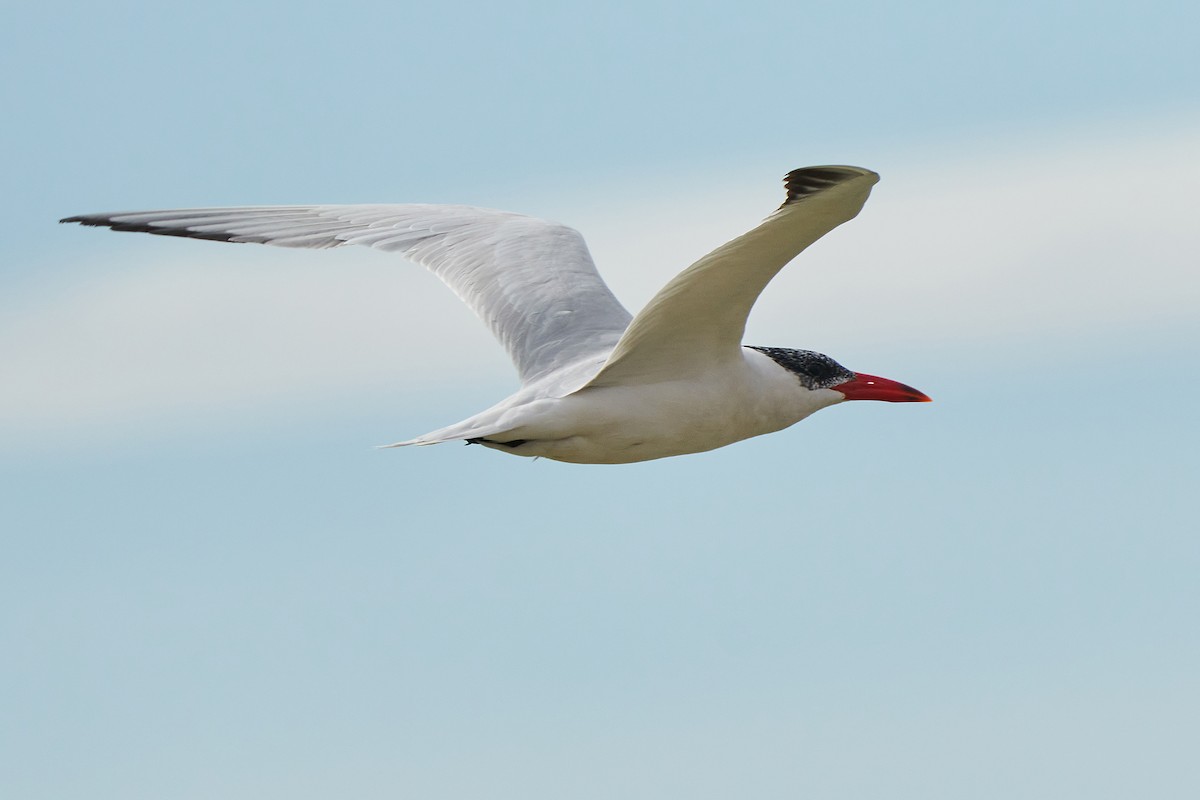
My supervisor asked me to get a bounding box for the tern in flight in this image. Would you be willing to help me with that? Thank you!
[62,165,929,464]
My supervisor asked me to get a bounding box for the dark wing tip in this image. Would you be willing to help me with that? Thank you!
[58,213,241,242]
[780,165,879,207]
[60,214,110,226]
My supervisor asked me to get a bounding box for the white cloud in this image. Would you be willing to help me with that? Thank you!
[558,117,1200,362]
[4,117,1197,445]
[1,248,504,438]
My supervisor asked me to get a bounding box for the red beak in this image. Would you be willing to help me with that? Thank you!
[835,372,931,403]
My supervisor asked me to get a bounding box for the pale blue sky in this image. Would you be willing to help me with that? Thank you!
[3,2,1199,799]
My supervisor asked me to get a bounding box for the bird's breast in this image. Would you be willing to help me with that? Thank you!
[501,353,834,463]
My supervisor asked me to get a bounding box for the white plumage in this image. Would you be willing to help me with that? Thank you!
[63,165,929,464]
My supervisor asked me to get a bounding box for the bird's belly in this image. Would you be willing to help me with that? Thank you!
[497,380,804,464]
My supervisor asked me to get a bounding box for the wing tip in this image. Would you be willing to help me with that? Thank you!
[780,165,879,207]
[58,213,244,242]
[60,214,110,226]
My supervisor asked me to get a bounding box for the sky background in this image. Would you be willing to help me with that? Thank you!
[3,2,1198,798]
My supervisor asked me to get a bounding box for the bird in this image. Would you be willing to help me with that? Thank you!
[61,165,929,464]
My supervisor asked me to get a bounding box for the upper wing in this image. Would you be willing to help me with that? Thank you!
[60,204,633,385]
[582,166,879,388]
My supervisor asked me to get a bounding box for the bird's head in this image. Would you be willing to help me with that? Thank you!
[747,346,931,403]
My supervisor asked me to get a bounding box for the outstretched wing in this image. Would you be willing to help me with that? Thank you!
[582,166,879,388]
[60,204,633,385]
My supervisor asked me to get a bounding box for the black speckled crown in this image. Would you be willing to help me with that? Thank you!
[746,346,854,391]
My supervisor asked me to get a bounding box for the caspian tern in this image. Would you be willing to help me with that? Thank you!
[61,165,929,464]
